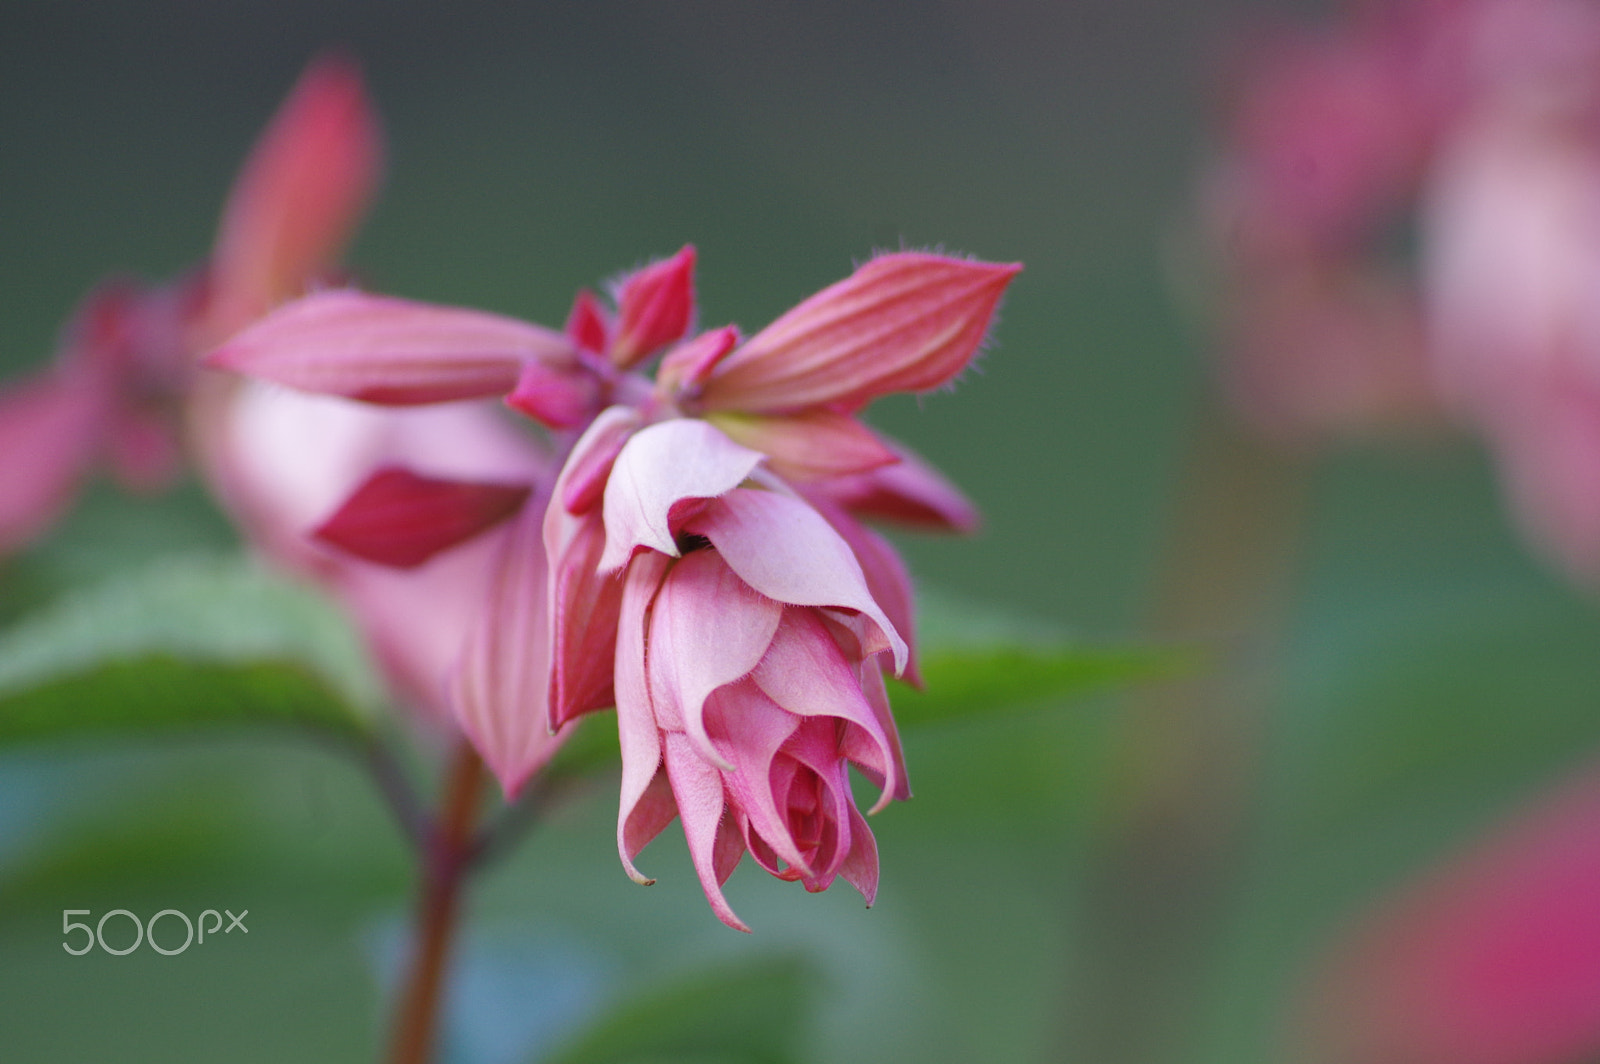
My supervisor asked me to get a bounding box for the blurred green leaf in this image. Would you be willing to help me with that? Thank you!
[540,954,815,1064]
[0,555,385,745]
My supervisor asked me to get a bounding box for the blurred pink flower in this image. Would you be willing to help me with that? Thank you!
[1294,762,1600,1064]
[0,53,381,555]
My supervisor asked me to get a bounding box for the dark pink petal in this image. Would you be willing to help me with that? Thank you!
[647,550,783,769]
[208,290,570,404]
[750,607,902,811]
[837,803,880,906]
[699,253,1021,414]
[684,488,909,674]
[705,409,899,482]
[663,732,751,933]
[610,245,697,369]
[0,369,105,555]
[616,551,673,885]
[505,356,601,430]
[852,657,912,803]
[779,717,858,889]
[809,437,980,532]
[1296,764,1600,1064]
[598,418,765,572]
[658,325,741,399]
[557,405,640,516]
[565,288,611,355]
[311,466,530,569]
[450,502,566,797]
[208,53,384,336]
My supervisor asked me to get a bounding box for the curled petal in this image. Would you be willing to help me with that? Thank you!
[616,551,674,884]
[811,500,921,687]
[664,732,751,933]
[311,466,529,569]
[684,488,909,674]
[451,502,564,796]
[557,405,641,516]
[699,253,1021,413]
[809,437,980,532]
[705,680,808,873]
[838,803,880,906]
[610,245,697,368]
[750,607,903,811]
[598,418,765,572]
[706,409,899,481]
[208,53,383,337]
[208,290,571,404]
[648,549,783,769]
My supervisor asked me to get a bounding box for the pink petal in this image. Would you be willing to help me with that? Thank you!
[809,437,980,532]
[207,290,571,404]
[851,657,911,802]
[750,607,903,812]
[658,325,741,399]
[0,368,105,555]
[544,408,641,726]
[207,53,383,337]
[699,253,1021,414]
[598,418,765,572]
[811,500,922,687]
[664,732,751,933]
[1297,764,1600,1064]
[312,466,529,569]
[705,409,899,481]
[616,550,673,885]
[683,488,909,674]
[647,549,783,769]
[565,288,611,355]
[837,803,880,906]
[610,245,696,369]
[450,502,565,797]
[505,356,602,430]
[704,679,808,873]
[618,769,678,887]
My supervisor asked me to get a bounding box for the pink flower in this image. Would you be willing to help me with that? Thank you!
[1294,761,1600,1064]
[208,246,1018,926]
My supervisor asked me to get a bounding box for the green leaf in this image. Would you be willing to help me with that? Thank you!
[540,954,816,1064]
[0,555,385,745]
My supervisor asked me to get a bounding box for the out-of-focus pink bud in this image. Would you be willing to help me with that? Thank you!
[207,290,572,405]
[1295,762,1600,1064]
[0,368,106,555]
[505,356,602,430]
[696,253,1020,414]
[311,467,530,569]
[609,245,697,369]
[207,52,383,339]
[564,288,611,356]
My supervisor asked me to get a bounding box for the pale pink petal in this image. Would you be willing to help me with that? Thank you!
[1296,763,1600,1064]
[610,245,696,369]
[684,488,909,673]
[0,369,105,555]
[207,53,383,338]
[311,467,529,569]
[619,769,678,886]
[810,437,980,532]
[449,499,565,797]
[647,550,783,769]
[699,253,1021,414]
[207,290,571,404]
[663,732,751,933]
[703,679,808,873]
[706,409,899,482]
[616,550,673,885]
[598,418,765,572]
[565,288,611,355]
[751,607,902,811]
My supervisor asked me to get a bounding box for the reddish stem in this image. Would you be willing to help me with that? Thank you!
[386,742,486,1064]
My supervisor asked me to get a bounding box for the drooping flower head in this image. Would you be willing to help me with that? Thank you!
[208,245,1019,926]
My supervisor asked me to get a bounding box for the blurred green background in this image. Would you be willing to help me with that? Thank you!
[5,1,1600,1062]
